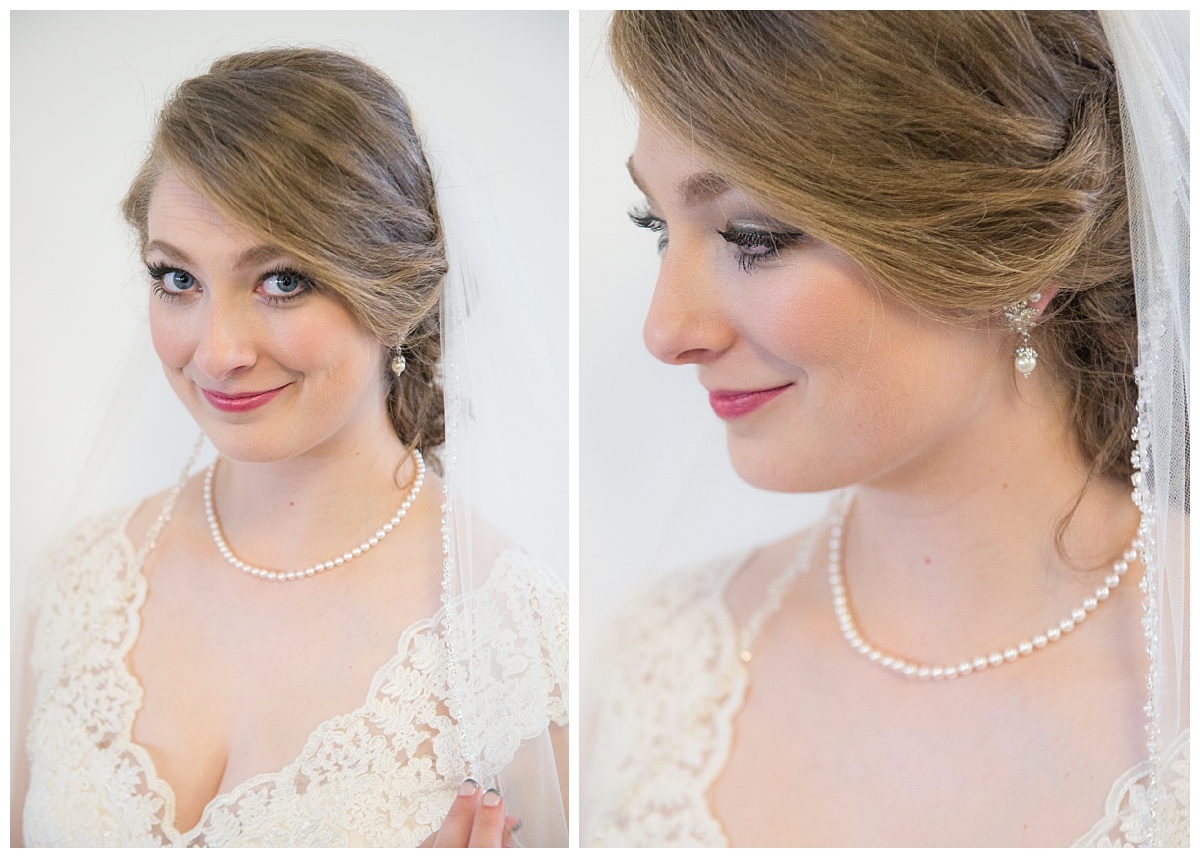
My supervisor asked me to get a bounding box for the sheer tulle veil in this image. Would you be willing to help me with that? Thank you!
[11,12,566,845]
[1099,10,1189,842]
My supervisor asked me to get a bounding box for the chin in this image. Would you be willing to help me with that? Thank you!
[204,430,302,464]
[725,432,856,495]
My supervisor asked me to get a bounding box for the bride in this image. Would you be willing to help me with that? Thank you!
[15,46,567,847]
[584,11,1186,847]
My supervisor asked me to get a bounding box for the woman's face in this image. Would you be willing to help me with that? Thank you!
[629,121,1019,493]
[146,170,388,464]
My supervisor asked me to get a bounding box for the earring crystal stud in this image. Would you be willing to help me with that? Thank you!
[1003,292,1042,378]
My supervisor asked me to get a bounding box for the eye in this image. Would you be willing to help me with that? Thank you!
[629,205,668,253]
[146,263,199,299]
[261,270,311,300]
[718,225,805,273]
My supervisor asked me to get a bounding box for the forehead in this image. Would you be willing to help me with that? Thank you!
[628,122,728,200]
[147,170,269,248]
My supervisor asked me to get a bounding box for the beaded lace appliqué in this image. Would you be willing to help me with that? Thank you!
[24,505,567,847]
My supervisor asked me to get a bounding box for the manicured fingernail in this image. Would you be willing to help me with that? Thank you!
[483,788,502,807]
[459,778,480,796]
[508,818,523,833]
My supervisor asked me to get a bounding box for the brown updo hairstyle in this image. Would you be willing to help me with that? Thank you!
[123,48,447,471]
[612,11,1136,485]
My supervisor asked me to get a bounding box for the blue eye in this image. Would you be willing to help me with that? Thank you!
[261,270,311,300]
[147,264,198,300]
[164,270,196,291]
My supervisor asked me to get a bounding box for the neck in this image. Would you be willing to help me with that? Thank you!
[839,380,1139,660]
[209,410,421,569]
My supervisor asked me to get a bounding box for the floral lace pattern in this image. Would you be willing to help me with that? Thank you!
[585,551,1188,848]
[24,505,567,847]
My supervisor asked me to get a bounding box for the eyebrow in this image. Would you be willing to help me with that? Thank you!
[144,240,292,270]
[626,158,733,206]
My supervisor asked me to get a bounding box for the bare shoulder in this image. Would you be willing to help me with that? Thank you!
[123,470,206,552]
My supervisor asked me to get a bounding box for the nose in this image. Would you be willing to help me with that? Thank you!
[192,294,259,380]
[642,244,735,365]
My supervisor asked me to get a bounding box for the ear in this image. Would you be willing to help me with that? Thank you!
[1028,287,1059,316]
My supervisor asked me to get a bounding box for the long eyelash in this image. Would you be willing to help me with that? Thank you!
[146,263,188,302]
[259,267,314,306]
[717,228,804,273]
[628,205,668,252]
[150,283,181,302]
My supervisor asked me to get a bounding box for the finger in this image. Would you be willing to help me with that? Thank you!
[502,816,523,848]
[467,788,506,847]
[430,779,482,847]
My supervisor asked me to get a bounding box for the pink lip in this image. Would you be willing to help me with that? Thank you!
[201,384,290,413]
[708,384,792,420]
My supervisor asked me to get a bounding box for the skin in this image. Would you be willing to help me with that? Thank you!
[629,120,1148,846]
[114,171,510,844]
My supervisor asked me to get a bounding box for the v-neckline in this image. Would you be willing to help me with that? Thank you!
[110,501,455,842]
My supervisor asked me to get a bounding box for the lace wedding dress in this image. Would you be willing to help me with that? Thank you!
[23,503,568,847]
[585,547,1189,848]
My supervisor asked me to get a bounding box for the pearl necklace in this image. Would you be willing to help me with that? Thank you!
[204,449,426,582]
[828,497,1139,680]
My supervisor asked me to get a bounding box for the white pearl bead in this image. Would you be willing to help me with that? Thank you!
[1015,353,1037,375]
[824,494,1137,682]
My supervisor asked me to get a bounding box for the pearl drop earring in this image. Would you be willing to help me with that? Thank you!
[1003,293,1041,378]
[391,348,407,377]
